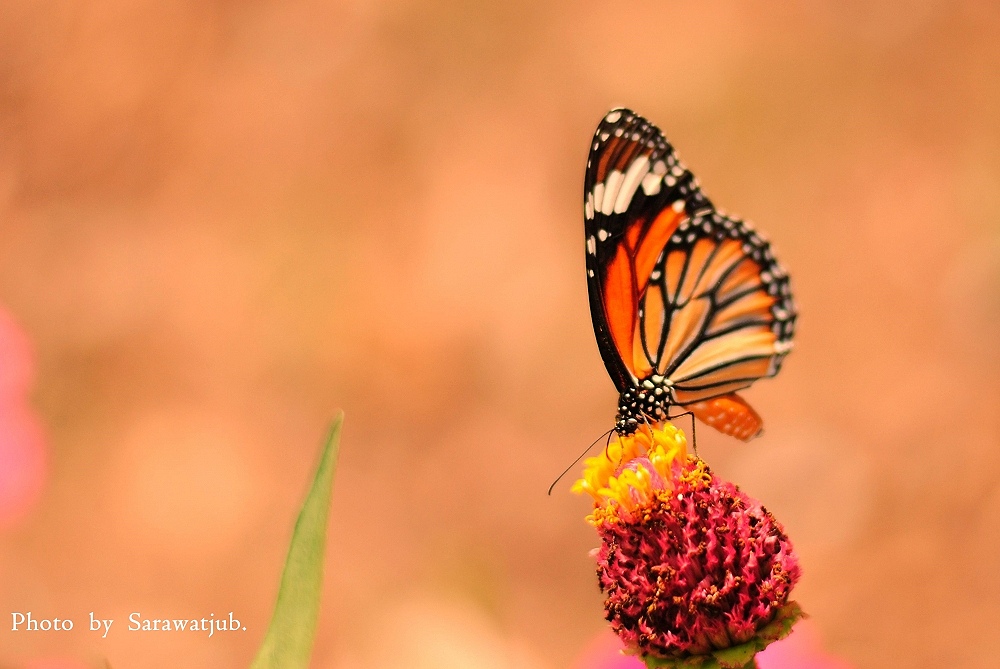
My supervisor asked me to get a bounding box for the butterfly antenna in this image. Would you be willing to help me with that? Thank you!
[547,427,614,496]
[603,426,615,458]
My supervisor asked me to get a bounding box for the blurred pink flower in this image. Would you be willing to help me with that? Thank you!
[756,621,852,669]
[0,307,47,529]
[569,632,643,669]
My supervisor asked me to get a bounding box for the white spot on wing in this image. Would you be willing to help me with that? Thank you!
[587,236,596,255]
[641,172,662,196]
[614,155,650,213]
[602,170,624,215]
[598,229,609,241]
[585,198,594,220]
[606,110,622,123]
[593,183,605,211]
[588,269,595,277]
[672,200,685,213]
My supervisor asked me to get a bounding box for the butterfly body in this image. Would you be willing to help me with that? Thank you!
[584,109,795,440]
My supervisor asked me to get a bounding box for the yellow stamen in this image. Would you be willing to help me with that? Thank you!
[679,458,712,489]
[573,423,690,525]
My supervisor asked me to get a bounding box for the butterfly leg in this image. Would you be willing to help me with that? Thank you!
[604,427,615,460]
[666,409,697,456]
[689,393,763,442]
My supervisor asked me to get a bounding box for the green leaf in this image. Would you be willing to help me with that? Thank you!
[250,414,343,669]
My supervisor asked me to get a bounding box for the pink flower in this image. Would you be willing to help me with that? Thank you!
[574,425,801,663]
[0,308,47,529]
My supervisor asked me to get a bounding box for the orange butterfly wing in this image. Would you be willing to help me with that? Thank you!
[584,110,712,390]
[689,393,764,441]
[584,109,795,439]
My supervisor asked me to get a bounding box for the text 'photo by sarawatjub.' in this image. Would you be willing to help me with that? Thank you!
[571,108,803,669]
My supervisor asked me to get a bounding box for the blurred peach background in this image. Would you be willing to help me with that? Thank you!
[1,2,999,668]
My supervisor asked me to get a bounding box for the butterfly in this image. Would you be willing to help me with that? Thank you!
[584,109,795,441]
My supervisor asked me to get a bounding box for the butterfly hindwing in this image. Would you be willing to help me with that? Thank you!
[689,393,764,441]
[649,211,795,405]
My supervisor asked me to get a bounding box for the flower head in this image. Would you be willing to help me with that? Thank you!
[573,424,801,664]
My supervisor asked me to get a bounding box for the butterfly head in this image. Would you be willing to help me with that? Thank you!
[615,375,673,435]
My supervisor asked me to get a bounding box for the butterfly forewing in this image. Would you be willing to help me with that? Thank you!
[584,108,796,439]
[584,109,712,391]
